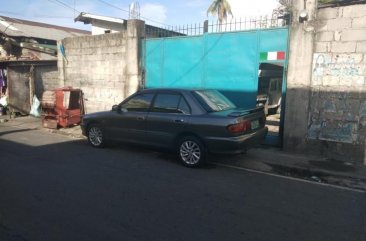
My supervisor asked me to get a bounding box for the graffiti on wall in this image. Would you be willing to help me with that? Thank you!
[307,91,357,144]
[308,53,366,144]
[312,53,365,86]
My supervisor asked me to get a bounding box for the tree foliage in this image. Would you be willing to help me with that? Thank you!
[207,0,233,24]
[272,0,292,19]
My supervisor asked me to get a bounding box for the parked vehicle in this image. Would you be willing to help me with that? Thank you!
[257,67,283,115]
[81,89,268,167]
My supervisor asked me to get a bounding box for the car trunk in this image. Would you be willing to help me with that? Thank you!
[208,107,266,136]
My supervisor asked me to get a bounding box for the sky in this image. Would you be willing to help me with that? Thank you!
[1,0,280,30]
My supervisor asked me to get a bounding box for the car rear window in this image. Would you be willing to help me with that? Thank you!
[192,90,236,112]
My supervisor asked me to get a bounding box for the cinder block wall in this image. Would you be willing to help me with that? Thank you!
[35,65,59,99]
[308,4,366,164]
[58,20,145,113]
[283,0,316,155]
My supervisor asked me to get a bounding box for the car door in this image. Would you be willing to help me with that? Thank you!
[145,92,191,148]
[106,92,154,143]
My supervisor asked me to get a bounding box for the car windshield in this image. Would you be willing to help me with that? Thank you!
[193,90,236,112]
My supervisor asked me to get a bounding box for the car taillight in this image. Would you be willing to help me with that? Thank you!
[227,120,251,133]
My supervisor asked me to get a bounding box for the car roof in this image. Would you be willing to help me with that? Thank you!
[138,88,211,94]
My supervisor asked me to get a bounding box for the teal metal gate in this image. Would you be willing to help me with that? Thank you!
[143,21,289,145]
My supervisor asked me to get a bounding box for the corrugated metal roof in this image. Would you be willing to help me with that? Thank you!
[0,16,90,40]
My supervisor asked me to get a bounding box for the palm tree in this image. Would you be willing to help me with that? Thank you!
[207,0,233,25]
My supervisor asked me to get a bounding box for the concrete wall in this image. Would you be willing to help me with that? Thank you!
[34,65,59,99]
[307,3,366,164]
[283,0,317,152]
[58,19,145,113]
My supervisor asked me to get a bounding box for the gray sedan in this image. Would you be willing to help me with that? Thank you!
[81,89,268,167]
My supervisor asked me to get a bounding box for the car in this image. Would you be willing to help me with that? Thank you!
[81,89,268,167]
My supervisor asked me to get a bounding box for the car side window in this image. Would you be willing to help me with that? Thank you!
[152,94,191,114]
[121,93,154,112]
[178,97,190,114]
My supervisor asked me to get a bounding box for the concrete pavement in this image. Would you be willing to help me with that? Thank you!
[1,114,366,191]
[2,124,365,241]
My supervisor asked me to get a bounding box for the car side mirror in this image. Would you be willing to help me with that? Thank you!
[112,105,119,112]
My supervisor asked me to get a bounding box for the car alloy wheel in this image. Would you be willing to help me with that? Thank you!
[178,137,205,167]
[88,124,104,148]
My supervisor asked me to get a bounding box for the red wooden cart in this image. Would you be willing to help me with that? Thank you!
[41,87,85,129]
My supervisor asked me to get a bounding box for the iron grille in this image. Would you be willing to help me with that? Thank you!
[145,16,290,39]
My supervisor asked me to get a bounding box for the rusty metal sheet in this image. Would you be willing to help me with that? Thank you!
[8,66,31,114]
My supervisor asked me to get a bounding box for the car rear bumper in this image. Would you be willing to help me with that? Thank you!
[204,127,268,154]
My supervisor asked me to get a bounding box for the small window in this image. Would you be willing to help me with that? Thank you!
[121,94,154,112]
[152,94,190,114]
[104,30,111,34]
[178,98,190,114]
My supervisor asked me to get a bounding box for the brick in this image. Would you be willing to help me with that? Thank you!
[342,4,366,18]
[352,16,366,28]
[353,76,365,86]
[341,29,366,41]
[317,8,338,20]
[356,41,366,52]
[81,41,90,48]
[312,76,322,86]
[316,20,328,32]
[331,42,356,53]
[322,76,339,86]
[316,31,334,41]
[327,18,352,31]
[334,31,341,41]
[340,6,353,18]
[339,77,353,86]
[315,42,330,52]
[336,53,364,63]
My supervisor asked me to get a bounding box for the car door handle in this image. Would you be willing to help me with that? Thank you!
[174,119,184,123]
[137,117,145,121]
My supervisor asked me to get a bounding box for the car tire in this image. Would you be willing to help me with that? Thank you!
[87,124,105,148]
[177,136,206,167]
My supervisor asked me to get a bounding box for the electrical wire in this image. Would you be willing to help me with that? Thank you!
[0,11,75,20]
[35,15,73,19]
[96,0,130,14]
[95,0,171,27]
[46,0,170,28]
[46,0,80,13]
[0,11,22,16]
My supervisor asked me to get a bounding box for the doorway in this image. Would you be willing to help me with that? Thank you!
[257,63,285,146]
